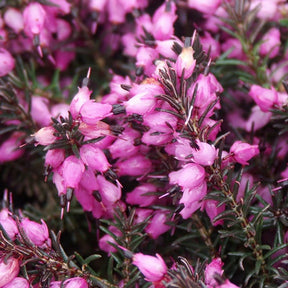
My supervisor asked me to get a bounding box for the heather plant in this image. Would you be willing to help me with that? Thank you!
[1,0,288,287]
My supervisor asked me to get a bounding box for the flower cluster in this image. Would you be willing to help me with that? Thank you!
[1,0,288,287]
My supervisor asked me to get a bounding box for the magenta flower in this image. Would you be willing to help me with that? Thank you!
[4,8,24,33]
[23,2,46,37]
[31,96,52,127]
[0,48,15,77]
[230,141,259,165]
[187,0,221,15]
[2,277,29,288]
[70,86,92,119]
[145,211,170,239]
[80,144,111,173]
[205,257,224,287]
[45,149,65,169]
[34,127,57,146]
[0,257,20,287]
[80,101,112,125]
[0,132,24,163]
[62,155,85,189]
[0,208,18,240]
[202,199,225,226]
[132,253,167,282]
[126,183,157,207]
[249,84,279,112]
[259,28,280,58]
[169,163,206,190]
[49,278,88,288]
[176,46,196,79]
[21,218,51,248]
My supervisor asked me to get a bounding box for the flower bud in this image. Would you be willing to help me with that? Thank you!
[23,2,46,36]
[21,218,51,248]
[34,126,57,146]
[132,253,167,282]
[80,144,111,172]
[249,85,278,112]
[2,277,29,288]
[0,48,15,77]
[70,86,92,119]
[0,257,19,287]
[230,141,259,165]
[145,211,170,239]
[0,132,24,163]
[4,8,24,33]
[62,155,85,189]
[0,208,18,240]
[176,46,196,79]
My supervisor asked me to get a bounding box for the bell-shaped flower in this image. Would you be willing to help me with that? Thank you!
[20,218,51,248]
[97,175,121,205]
[23,2,46,37]
[49,278,88,288]
[117,154,152,177]
[145,211,170,239]
[0,257,19,287]
[109,128,140,159]
[230,141,259,165]
[0,48,15,77]
[259,28,280,58]
[70,86,92,119]
[179,182,207,219]
[62,155,85,189]
[152,1,177,40]
[0,132,24,163]
[202,199,225,226]
[126,183,157,207]
[205,257,224,287]
[132,253,167,282]
[4,8,24,33]
[45,149,65,169]
[31,96,52,127]
[249,85,279,112]
[99,226,121,255]
[80,143,111,173]
[169,163,206,190]
[80,100,112,125]
[187,0,221,15]
[245,105,272,132]
[34,126,57,146]
[176,46,196,79]
[2,277,29,288]
[124,82,164,115]
[0,208,18,240]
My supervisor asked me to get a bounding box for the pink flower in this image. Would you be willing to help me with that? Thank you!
[176,46,196,79]
[132,253,167,282]
[169,163,206,190]
[21,218,51,248]
[202,199,225,226]
[99,226,121,254]
[0,257,19,287]
[34,127,57,146]
[80,101,112,125]
[62,155,85,189]
[187,0,221,15]
[259,28,280,58]
[0,132,24,163]
[205,257,224,287]
[2,277,29,288]
[0,209,18,240]
[145,211,170,239]
[49,278,88,288]
[4,8,24,33]
[230,141,259,165]
[31,96,52,127]
[80,144,111,173]
[126,183,157,207]
[245,106,272,132]
[179,182,207,219]
[249,84,279,112]
[23,2,46,37]
[70,86,92,119]
[0,48,15,77]
[117,154,152,177]
[151,1,177,40]
[45,149,65,169]
[124,82,164,115]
